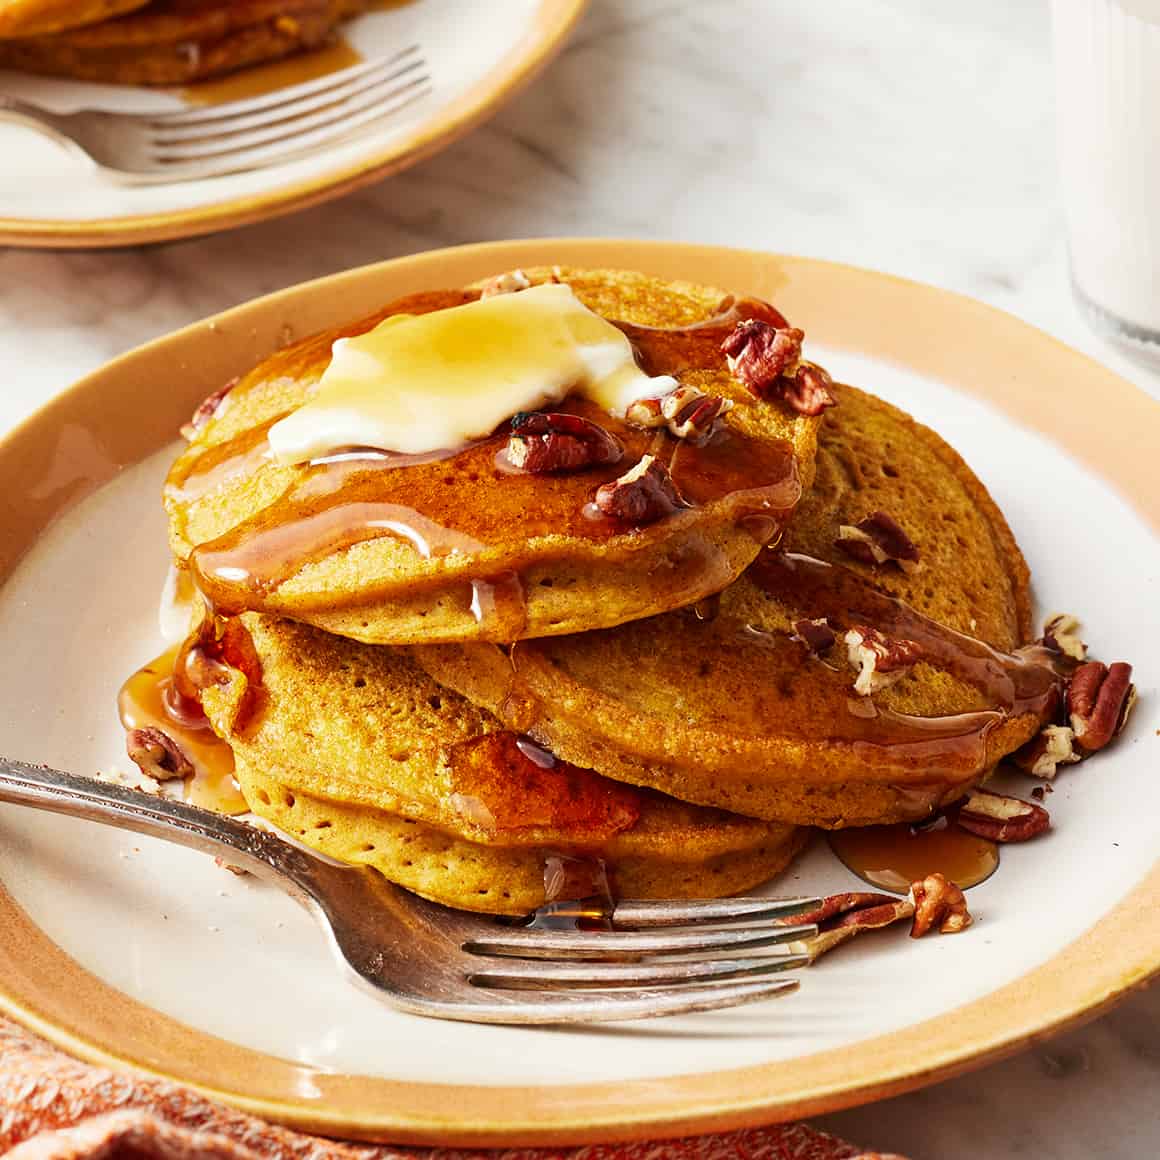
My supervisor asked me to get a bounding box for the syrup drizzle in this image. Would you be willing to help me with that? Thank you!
[117,645,246,815]
[828,815,999,894]
[177,289,803,631]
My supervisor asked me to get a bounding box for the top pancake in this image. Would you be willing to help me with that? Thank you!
[0,0,370,84]
[414,384,1059,828]
[0,0,147,40]
[165,268,821,646]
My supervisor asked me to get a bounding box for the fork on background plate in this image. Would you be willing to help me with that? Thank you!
[0,757,818,1024]
[0,45,431,183]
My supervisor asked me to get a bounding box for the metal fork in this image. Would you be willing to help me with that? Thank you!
[0,45,431,183]
[0,758,818,1024]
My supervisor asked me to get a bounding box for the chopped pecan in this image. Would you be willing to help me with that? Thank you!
[593,454,684,524]
[794,617,837,653]
[782,891,915,962]
[1041,612,1087,662]
[1067,660,1136,752]
[837,511,920,572]
[721,320,804,395]
[506,412,623,474]
[909,872,973,937]
[126,727,193,782]
[624,396,666,429]
[1011,724,1081,779]
[956,788,1050,842]
[844,625,925,696]
[479,268,533,298]
[782,361,838,417]
[180,378,237,440]
[661,386,734,439]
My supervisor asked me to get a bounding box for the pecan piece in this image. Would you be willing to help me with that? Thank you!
[593,454,684,524]
[661,386,734,439]
[1067,660,1136,752]
[837,511,920,572]
[721,320,803,395]
[909,872,973,937]
[844,625,925,695]
[783,361,838,417]
[180,378,237,441]
[479,268,533,298]
[126,727,193,783]
[1041,612,1087,662]
[624,396,666,429]
[956,788,1050,842]
[794,617,837,653]
[781,891,915,962]
[1011,724,1081,779]
[506,412,623,474]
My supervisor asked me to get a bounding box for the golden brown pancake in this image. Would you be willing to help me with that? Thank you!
[193,611,806,915]
[165,268,821,646]
[0,0,371,84]
[414,384,1060,829]
[0,0,147,40]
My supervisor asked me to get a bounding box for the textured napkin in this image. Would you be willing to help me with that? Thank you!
[0,1016,903,1160]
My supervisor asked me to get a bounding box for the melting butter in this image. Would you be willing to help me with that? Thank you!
[267,283,676,463]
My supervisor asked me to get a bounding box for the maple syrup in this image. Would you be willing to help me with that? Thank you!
[522,855,615,930]
[829,818,999,894]
[117,645,246,815]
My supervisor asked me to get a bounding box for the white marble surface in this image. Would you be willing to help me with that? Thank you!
[0,1,1156,1156]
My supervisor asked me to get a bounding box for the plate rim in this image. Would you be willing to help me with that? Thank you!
[0,0,588,250]
[0,238,1157,1147]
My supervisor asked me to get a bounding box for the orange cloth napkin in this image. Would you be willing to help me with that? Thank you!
[0,1016,903,1159]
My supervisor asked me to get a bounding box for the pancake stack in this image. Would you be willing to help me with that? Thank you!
[0,0,372,85]
[139,266,1067,916]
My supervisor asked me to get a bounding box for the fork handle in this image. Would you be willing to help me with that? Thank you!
[0,756,318,900]
[0,95,75,142]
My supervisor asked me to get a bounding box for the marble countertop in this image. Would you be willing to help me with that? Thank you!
[0,1,1156,1156]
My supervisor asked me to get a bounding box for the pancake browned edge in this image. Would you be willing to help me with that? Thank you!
[164,267,821,646]
[0,0,148,39]
[195,612,807,916]
[0,0,371,84]
[415,383,1063,829]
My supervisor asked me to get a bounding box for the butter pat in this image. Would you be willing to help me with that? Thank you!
[268,283,676,463]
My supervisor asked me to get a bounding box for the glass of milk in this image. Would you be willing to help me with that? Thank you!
[1053,0,1160,360]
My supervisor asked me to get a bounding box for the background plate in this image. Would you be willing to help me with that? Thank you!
[0,0,585,248]
[0,240,1156,1147]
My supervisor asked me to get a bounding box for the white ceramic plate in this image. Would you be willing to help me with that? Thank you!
[0,0,585,248]
[0,241,1156,1148]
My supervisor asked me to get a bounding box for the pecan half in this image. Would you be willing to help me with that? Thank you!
[1041,612,1087,662]
[844,625,925,696]
[479,268,533,298]
[126,727,193,782]
[1011,724,1081,779]
[910,872,973,937]
[837,511,920,572]
[956,788,1050,842]
[1067,660,1136,752]
[721,320,804,396]
[180,378,238,441]
[794,617,837,653]
[782,891,915,962]
[593,454,684,524]
[506,412,623,474]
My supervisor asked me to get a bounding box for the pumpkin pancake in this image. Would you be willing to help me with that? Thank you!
[414,384,1062,829]
[165,268,821,646]
[0,0,371,85]
[190,611,806,916]
[0,0,147,40]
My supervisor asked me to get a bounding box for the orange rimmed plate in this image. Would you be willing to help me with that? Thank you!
[0,0,586,249]
[0,240,1156,1148]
